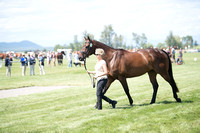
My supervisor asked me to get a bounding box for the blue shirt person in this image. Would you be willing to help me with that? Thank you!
[21,54,27,76]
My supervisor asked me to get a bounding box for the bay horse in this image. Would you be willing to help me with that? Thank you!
[0,53,6,60]
[79,36,181,105]
[56,51,65,65]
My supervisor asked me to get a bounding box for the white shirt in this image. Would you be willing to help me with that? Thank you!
[95,60,107,81]
[74,53,79,63]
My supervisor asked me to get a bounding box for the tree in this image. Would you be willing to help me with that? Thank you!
[157,42,166,49]
[165,31,176,47]
[182,35,193,48]
[82,30,94,43]
[132,32,140,48]
[118,35,126,49]
[142,43,153,49]
[113,34,119,48]
[73,35,82,51]
[54,44,65,51]
[165,31,183,48]
[174,35,182,48]
[132,32,147,48]
[100,24,115,47]
[194,41,198,47]
[140,33,147,48]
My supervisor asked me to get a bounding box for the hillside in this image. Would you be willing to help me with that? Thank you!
[0,40,44,52]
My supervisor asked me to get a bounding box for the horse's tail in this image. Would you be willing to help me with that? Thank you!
[162,50,179,92]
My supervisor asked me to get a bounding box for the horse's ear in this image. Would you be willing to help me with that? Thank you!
[87,36,91,41]
[84,36,87,40]
[87,36,93,45]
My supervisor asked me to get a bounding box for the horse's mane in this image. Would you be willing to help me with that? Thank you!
[92,40,115,50]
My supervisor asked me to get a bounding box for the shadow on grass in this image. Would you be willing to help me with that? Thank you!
[156,100,193,104]
[115,100,193,109]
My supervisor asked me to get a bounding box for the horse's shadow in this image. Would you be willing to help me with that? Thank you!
[116,100,193,109]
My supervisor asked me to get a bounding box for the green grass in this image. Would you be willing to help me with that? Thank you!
[0,53,200,132]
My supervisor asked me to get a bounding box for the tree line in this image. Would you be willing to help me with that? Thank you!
[54,24,198,51]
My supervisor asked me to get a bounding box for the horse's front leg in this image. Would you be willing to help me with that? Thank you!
[102,76,115,94]
[118,77,133,106]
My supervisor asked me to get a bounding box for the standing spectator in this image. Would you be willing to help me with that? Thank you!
[73,51,79,67]
[171,46,176,63]
[39,53,45,75]
[25,55,28,67]
[29,54,36,76]
[67,51,72,68]
[5,54,11,77]
[8,51,13,67]
[21,54,27,76]
[176,48,183,65]
[52,51,56,67]
[47,51,51,67]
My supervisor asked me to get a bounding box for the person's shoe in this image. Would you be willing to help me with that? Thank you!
[112,100,117,108]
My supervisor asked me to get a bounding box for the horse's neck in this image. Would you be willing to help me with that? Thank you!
[94,41,116,61]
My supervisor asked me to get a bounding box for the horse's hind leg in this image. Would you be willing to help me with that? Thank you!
[160,73,181,102]
[148,71,159,104]
[118,77,133,106]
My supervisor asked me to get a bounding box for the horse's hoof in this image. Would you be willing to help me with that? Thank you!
[176,98,182,102]
[150,101,155,104]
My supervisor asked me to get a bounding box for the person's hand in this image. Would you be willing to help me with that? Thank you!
[87,70,90,74]
[93,75,98,79]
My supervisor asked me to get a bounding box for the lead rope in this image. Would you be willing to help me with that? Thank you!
[84,58,95,88]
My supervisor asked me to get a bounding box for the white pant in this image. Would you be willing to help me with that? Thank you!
[22,65,26,76]
[39,65,45,75]
[30,65,35,75]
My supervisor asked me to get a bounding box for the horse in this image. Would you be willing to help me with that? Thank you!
[0,53,6,60]
[56,51,65,65]
[14,53,22,59]
[79,36,181,106]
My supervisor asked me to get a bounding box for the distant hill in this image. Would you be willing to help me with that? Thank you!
[0,40,44,52]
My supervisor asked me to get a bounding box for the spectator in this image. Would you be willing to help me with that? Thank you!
[39,53,45,75]
[52,51,56,67]
[68,51,72,68]
[29,53,36,76]
[176,48,183,65]
[171,46,176,63]
[47,51,51,67]
[5,54,11,77]
[21,54,27,76]
[73,51,80,67]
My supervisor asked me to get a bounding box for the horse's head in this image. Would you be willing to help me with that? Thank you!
[61,51,66,55]
[79,36,95,61]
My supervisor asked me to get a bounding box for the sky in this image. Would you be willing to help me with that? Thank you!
[0,0,200,47]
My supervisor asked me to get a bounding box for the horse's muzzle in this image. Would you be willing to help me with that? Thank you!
[79,56,84,61]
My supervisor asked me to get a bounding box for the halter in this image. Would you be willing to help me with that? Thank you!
[81,41,95,88]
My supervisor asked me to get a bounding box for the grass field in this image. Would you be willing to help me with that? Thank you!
[0,53,200,132]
